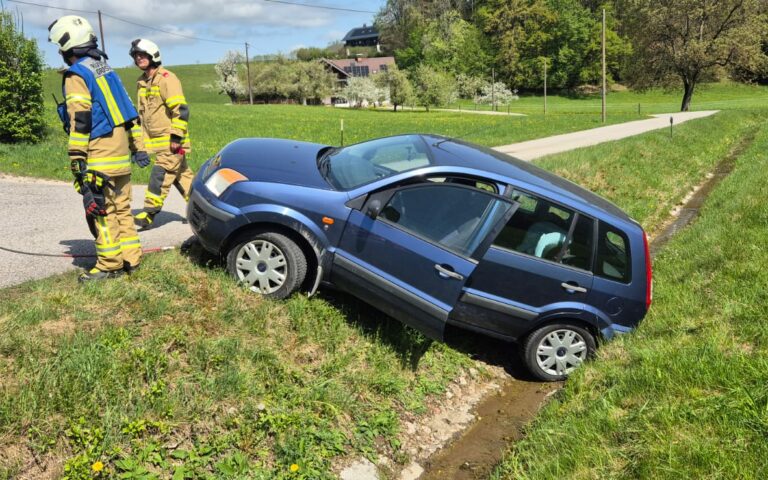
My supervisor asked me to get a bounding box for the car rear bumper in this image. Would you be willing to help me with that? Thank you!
[600,322,634,340]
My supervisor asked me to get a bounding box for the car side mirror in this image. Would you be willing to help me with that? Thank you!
[366,199,382,219]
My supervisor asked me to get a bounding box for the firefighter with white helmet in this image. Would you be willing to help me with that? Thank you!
[48,15,148,281]
[129,38,195,230]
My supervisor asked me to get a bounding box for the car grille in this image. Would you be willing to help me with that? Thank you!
[189,200,207,230]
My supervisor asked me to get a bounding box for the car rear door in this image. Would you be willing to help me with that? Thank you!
[450,190,596,339]
[331,183,517,340]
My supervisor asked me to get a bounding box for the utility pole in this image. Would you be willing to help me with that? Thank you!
[601,8,606,123]
[543,58,547,116]
[244,42,253,105]
[491,68,496,112]
[97,10,105,54]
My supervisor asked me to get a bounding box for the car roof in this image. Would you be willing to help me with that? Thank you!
[418,134,633,224]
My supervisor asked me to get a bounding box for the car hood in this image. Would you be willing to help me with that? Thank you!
[216,138,333,190]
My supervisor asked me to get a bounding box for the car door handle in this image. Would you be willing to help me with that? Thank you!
[561,282,588,293]
[435,264,464,281]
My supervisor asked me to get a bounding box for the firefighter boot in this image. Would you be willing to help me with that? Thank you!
[79,267,125,283]
[134,211,155,230]
[123,260,141,275]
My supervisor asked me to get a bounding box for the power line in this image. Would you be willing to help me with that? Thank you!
[262,0,377,14]
[5,0,94,14]
[100,12,242,45]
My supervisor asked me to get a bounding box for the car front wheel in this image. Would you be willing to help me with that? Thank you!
[522,323,596,382]
[226,232,307,299]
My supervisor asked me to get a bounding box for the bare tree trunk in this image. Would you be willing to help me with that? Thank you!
[393,103,398,112]
[680,78,695,112]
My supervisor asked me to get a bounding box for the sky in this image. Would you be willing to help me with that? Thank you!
[4,0,387,67]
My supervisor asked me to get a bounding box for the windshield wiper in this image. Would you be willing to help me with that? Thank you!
[317,146,337,178]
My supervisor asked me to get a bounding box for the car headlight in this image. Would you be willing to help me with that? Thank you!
[204,168,248,197]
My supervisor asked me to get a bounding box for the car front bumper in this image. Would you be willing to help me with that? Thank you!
[187,184,243,255]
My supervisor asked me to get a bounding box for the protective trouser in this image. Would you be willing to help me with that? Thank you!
[94,174,142,271]
[143,150,194,215]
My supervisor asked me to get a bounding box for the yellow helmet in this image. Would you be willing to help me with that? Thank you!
[48,15,96,52]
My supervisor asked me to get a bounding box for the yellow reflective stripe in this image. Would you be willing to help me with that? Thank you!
[146,191,165,207]
[88,155,131,170]
[171,119,188,130]
[68,139,89,147]
[165,96,186,107]
[70,132,89,139]
[66,94,92,105]
[69,132,89,146]
[145,135,171,148]
[96,244,122,256]
[95,76,124,125]
[120,236,141,249]
[96,216,113,247]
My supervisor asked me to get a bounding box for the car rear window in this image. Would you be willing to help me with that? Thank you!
[596,222,631,283]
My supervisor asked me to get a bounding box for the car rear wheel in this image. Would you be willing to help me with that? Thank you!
[522,323,596,382]
[226,232,307,299]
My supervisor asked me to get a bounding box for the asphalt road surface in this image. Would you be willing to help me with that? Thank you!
[0,110,718,290]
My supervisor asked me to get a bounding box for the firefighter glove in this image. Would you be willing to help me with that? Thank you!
[170,134,183,154]
[132,151,151,168]
[82,187,107,217]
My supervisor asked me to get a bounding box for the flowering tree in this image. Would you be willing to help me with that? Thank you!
[475,82,518,109]
[212,51,246,103]
[340,77,386,108]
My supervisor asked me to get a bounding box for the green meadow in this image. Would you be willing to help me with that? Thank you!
[1,64,768,477]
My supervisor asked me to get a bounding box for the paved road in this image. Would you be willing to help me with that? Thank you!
[494,111,718,160]
[0,110,718,290]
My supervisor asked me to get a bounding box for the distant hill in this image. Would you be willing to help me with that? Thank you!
[43,63,228,105]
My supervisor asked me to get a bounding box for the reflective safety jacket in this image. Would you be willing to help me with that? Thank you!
[136,67,190,153]
[62,57,138,139]
[61,57,142,176]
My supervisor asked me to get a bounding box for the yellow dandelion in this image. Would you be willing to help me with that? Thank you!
[290,463,300,472]
[91,461,104,472]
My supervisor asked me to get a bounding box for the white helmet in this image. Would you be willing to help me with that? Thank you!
[48,15,96,52]
[129,38,162,65]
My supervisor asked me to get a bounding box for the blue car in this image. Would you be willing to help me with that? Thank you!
[188,134,652,381]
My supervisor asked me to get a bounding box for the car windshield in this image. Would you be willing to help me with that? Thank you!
[318,135,433,190]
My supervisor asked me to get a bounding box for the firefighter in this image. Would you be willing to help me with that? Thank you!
[129,38,194,230]
[48,15,149,281]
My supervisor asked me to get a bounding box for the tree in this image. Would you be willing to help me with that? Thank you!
[421,10,491,76]
[210,51,246,103]
[456,73,489,99]
[0,12,44,143]
[410,65,457,111]
[340,77,384,107]
[475,82,519,108]
[374,67,414,111]
[292,61,336,105]
[622,0,768,111]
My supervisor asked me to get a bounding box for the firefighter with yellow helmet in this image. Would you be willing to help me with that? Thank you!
[129,39,195,230]
[48,15,148,281]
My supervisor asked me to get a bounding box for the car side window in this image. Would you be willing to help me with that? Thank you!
[380,185,514,257]
[596,222,631,283]
[561,215,594,270]
[493,191,575,261]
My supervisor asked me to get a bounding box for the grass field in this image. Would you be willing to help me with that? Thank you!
[1,95,764,477]
[492,111,768,479]
[4,65,765,184]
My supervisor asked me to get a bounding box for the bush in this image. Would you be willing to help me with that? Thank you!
[0,12,45,143]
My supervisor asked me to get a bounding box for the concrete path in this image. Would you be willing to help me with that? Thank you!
[0,175,190,289]
[0,110,719,290]
[493,111,718,161]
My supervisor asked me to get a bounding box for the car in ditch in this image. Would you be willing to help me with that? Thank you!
[188,134,652,381]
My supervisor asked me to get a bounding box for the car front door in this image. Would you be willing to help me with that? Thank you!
[332,183,517,340]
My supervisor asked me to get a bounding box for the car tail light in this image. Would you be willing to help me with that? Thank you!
[643,230,653,310]
[205,168,247,197]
